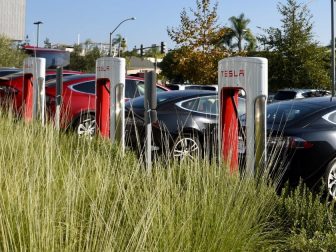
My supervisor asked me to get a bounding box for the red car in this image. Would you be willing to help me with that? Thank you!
[0,69,82,113]
[45,74,169,136]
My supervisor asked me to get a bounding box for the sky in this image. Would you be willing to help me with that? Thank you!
[25,0,331,50]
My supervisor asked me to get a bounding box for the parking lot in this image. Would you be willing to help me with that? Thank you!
[2,64,336,199]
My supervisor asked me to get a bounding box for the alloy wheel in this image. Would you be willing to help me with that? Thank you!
[77,116,96,137]
[327,163,336,199]
[172,136,201,161]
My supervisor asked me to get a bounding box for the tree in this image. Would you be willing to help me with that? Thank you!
[112,34,127,57]
[257,0,330,90]
[69,44,85,71]
[69,43,102,72]
[159,49,187,83]
[0,35,25,67]
[223,13,256,53]
[168,0,222,53]
[84,46,102,72]
[165,0,229,83]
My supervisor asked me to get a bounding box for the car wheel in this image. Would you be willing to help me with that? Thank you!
[171,133,202,161]
[76,113,96,137]
[325,158,336,199]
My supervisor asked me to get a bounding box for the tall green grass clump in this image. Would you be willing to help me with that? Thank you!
[0,111,284,251]
[274,184,336,251]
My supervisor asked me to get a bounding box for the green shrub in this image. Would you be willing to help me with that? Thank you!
[0,35,25,67]
[275,184,336,251]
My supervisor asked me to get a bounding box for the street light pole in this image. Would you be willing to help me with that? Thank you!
[33,21,43,48]
[108,17,136,57]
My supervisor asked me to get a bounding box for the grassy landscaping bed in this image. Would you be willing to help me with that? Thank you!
[0,111,335,251]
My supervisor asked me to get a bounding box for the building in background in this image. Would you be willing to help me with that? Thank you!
[0,0,26,41]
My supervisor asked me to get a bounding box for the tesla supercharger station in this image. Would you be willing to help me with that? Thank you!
[23,57,46,123]
[218,57,268,175]
[96,57,125,151]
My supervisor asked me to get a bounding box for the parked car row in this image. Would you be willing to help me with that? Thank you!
[125,91,336,199]
[45,74,169,134]
[125,90,245,159]
[0,68,83,112]
[0,69,170,135]
[1,66,336,199]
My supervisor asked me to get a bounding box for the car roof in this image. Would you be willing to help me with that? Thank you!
[126,90,216,106]
[277,88,326,93]
[147,89,215,99]
[45,73,153,86]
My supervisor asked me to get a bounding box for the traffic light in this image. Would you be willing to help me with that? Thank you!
[140,44,144,56]
[160,41,166,54]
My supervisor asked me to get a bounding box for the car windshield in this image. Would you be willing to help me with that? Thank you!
[0,71,23,80]
[166,85,180,90]
[0,69,21,78]
[273,91,296,100]
[25,49,70,68]
[45,74,94,87]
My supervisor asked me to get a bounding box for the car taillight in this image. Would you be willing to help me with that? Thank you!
[287,136,314,149]
[268,136,313,150]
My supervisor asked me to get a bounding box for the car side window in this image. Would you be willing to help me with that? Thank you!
[197,97,217,114]
[125,79,140,98]
[180,98,199,111]
[179,96,218,115]
[185,85,202,90]
[71,81,95,94]
[302,92,312,98]
[45,74,56,81]
[322,110,336,124]
[136,81,145,96]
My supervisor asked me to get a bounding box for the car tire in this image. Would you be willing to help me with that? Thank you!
[171,133,202,161]
[75,113,96,137]
[324,158,336,200]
